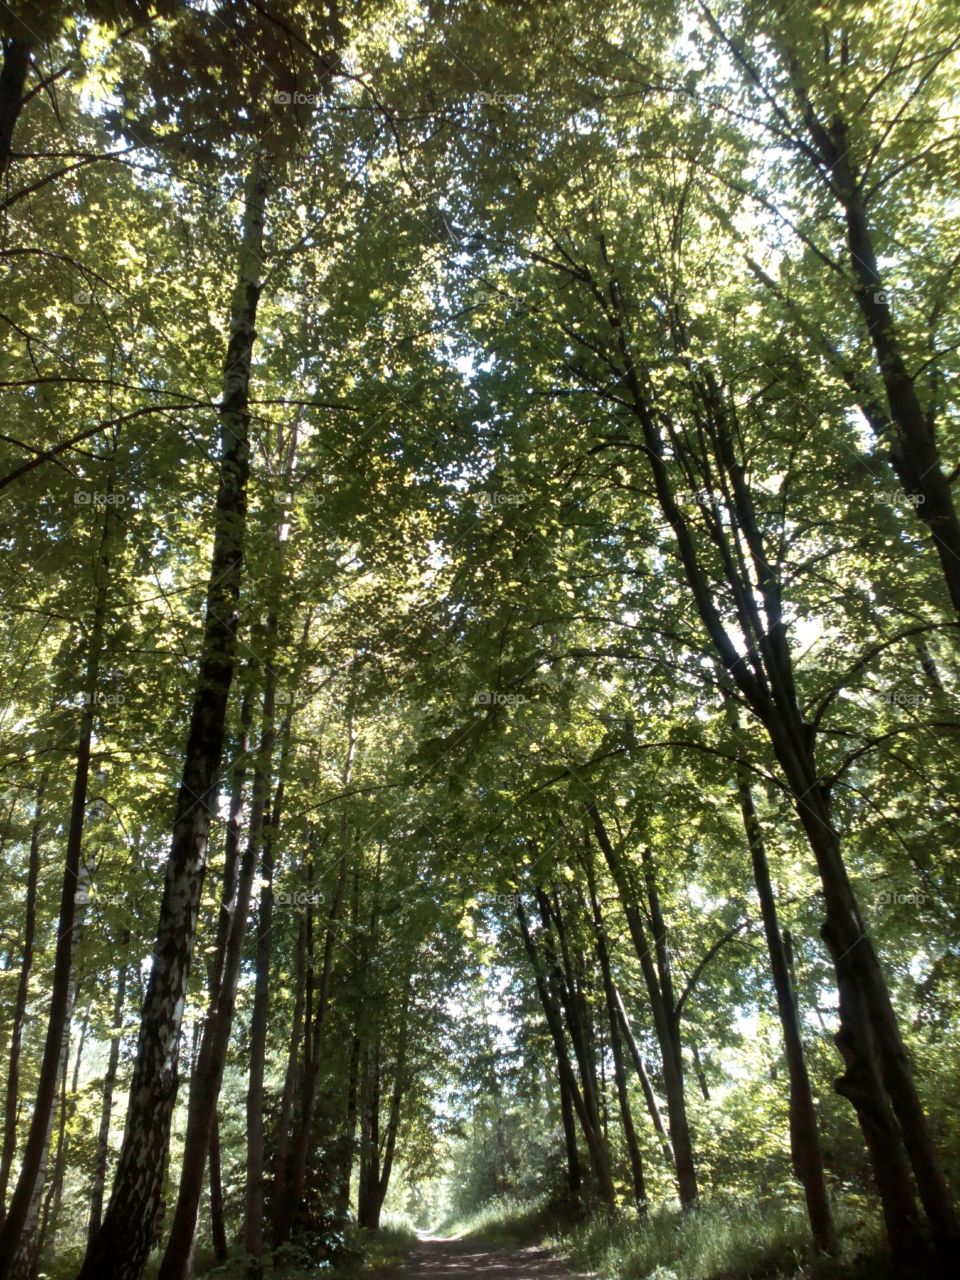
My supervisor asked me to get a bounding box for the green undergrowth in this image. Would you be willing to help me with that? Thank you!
[443,1192,888,1280]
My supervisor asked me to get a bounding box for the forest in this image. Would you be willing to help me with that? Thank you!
[0,2,958,1279]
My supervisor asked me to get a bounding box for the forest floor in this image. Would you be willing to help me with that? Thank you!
[368,1236,584,1278]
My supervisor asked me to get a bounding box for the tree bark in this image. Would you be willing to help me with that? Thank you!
[243,625,300,1278]
[274,718,353,1244]
[89,943,130,1245]
[0,494,111,1278]
[0,774,45,1212]
[207,1114,227,1263]
[516,900,616,1206]
[0,38,30,179]
[614,987,674,1166]
[731,711,836,1253]
[158,672,270,1280]
[585,875,647,1215]
[10,859,89,1280]
[587,805,698,1206]
[558,1070,582,1202]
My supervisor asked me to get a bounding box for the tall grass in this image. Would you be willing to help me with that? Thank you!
[441,1193,561,1246]
[444,1193,886,1280]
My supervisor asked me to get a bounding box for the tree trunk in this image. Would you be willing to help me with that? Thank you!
[270,912,307,1241]
[275,721,353,1244]
[0,495,111,1278]
[0,38,30,179]
[585,876,647,1215]
[89,944,130,1245]
[0,775,45,1211]
[244,647,287,1279]
[333,1031,361,1220]
[558,1070,582,1202]
[607,325,955,1261]
[158,673,273,1280]
[76,153,267,1280]
[731,717,837,1253]
[587,804,698,1206]
[357,1030,382,1229]
[10,859,89,1280]
[207,1114,227,1263]
[38,996,92,1262]
[614,987,674,1166]
[516,900,616,1206]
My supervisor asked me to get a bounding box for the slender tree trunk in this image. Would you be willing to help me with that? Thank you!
[244,648,284,1280]
[77,152,268,1280]
[731,716,836,1253]
[516,900,616,1206]
[275,723,353,1243]
[357,1031,382,1229]
[372,978,412,1225]
[0,496,111,1277]
[585,878,647,1214]
[538,889,606,1147]
[270,912,307,1239]
[0,775,45,1212]
[10,860,89,1280]
[588,805,698,1206]
[333,1031,361,1220]
[558,1071,582,1202]
[613,988,673,1167]
[207,1114,227,1263]
[158,680,271,1280]
[689,1044,710,1104]
[39,995,92,1259]
[89,944,130,1245]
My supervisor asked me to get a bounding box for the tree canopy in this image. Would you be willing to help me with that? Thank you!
[0,3,958,1280]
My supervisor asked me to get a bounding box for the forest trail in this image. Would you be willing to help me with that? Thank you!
[373,1237,583,1278]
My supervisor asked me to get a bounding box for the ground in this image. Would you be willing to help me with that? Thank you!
[371,1237,581,1278]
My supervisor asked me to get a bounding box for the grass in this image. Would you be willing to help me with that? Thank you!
[441,1192,887,1280]
[440,1193,568,1247]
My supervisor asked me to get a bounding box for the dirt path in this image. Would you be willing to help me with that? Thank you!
[372,1236,582,1278]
